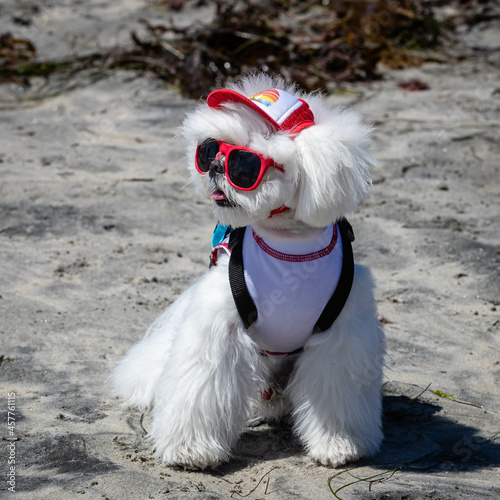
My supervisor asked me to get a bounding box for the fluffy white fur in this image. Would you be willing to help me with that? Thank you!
[111,74,385,469]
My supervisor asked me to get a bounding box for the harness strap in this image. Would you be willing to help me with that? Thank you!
[227,219,355,334]
[314,218,355,331]
[228,228,258,329]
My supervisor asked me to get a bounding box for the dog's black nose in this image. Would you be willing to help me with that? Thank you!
[209,155,225,177]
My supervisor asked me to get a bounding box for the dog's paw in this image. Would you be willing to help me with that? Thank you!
[306,434,362,468]
[153,441,229,470]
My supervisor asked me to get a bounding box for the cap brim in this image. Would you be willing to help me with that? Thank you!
[207,89,282,130]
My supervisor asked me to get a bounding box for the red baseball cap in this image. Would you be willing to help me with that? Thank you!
[207,88,315,136]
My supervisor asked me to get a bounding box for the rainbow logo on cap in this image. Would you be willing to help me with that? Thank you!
[249,89,280,108]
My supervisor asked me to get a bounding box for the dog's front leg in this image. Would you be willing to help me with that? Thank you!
[147,262,265,469]
[287,265,385,467]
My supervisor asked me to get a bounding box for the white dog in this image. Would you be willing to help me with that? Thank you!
[111,74,385,469]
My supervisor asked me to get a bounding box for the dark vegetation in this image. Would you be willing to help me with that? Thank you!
[0,0,495,97]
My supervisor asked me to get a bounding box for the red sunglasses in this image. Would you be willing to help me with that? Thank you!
[195,138,284,191]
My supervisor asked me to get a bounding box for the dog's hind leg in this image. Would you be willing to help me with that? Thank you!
[287,265,385,467]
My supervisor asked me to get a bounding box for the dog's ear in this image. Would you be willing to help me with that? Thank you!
[293,105,375,227]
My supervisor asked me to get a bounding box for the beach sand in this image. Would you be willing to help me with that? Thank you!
[1,1,499,498]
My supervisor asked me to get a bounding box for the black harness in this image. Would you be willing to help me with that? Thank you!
[226,219,355,339]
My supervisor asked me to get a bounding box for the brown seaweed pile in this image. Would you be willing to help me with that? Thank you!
[135,0,448,96]
[0,0,495,98]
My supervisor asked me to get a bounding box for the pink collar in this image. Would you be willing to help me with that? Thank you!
[251,224,338,263]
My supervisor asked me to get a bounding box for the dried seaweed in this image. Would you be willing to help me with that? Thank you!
[0,33,37,85]
[0,0,491,98]
[129,0,448,96]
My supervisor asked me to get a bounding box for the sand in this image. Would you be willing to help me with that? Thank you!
[0,1,499,499]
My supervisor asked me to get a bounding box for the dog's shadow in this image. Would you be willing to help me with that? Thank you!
[212,381,500,475]
[208,418,303,476]
[370,382,500,473]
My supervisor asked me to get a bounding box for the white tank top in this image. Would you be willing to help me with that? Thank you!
[242,223,343,355]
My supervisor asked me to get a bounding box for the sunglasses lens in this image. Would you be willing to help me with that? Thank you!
[197,139,219,172]
[227,150,262,189]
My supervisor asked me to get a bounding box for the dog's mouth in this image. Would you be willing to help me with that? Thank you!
[211,188,234,207]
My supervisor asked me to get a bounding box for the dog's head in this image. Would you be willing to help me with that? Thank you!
[182,74,375,229]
